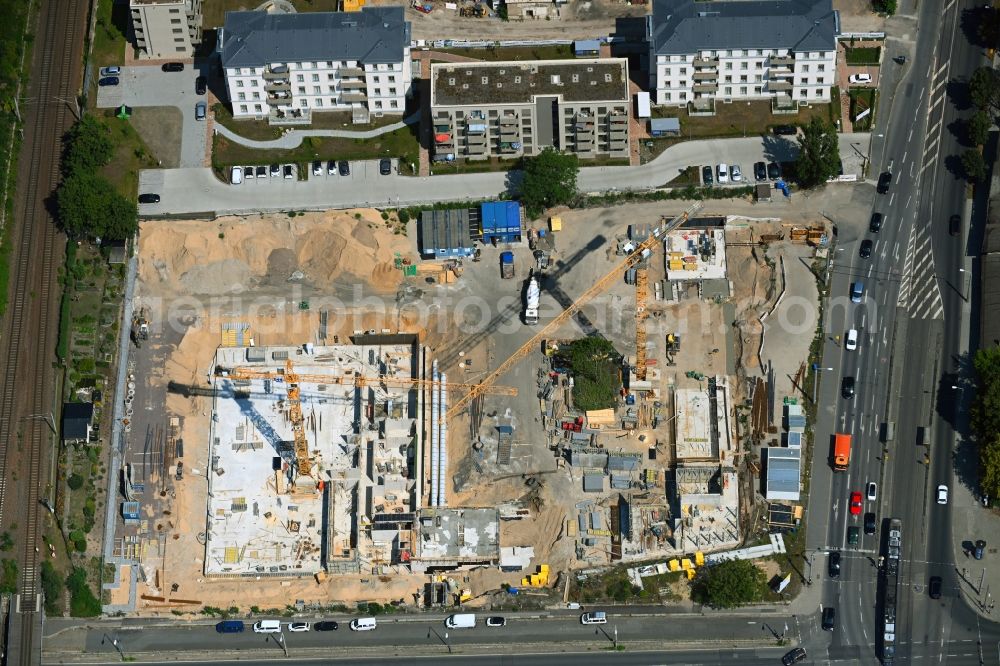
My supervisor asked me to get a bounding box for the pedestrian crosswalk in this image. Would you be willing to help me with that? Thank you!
[897,222,944,319]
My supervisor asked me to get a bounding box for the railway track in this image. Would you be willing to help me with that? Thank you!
[0,0,87,662]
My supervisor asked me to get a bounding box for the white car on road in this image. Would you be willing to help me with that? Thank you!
[937,485,949,505]
[845,329,858,351]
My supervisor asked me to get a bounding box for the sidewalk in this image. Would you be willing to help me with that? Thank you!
[213,112,420,149]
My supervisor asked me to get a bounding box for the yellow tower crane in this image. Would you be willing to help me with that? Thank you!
[445,202,702,421]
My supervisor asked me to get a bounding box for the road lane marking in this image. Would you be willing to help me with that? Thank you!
[902,151,908,163]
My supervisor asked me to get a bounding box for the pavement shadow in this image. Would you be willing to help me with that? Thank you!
[959,6,1000,49]
[947,77,974,113]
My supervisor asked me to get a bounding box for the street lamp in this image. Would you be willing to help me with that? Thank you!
[101,634,126,661]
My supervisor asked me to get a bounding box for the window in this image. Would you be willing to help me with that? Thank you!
[754,86,762,94]
[679,92,686,100]
[175,46,186,52]
[297,86,306,94]
[390,100,398,108]
[389,87,397,95]
[254,104,262,111]
[665,92,672,101]
[312,86,320,94]
[725,62,732,70]
[169,7,180,12]
[237,92,245,101]
[740,62,748,70]
[724,76,732,83]
[818,64,825,72]
[740,86,747,95]
[174,37,184,43]
[740,75,747,82]
[315,98,323,107]
[326,61,334,67]
[680,67,687,75]
[296,74,304,82]
[802,64,810,72]
[252,91,259,99]
[389,75,396,82]
[237,80,244,87]
[374,101,383,109]
[172,28,183,33]
[799,89,807,98]
[170,18,182,24]
[239,104,248,113]
[815,88,824,97]
[724,86,731,94]
[301,99,308,108]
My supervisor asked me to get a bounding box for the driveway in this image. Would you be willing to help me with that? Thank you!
[97,65,209,168]
[137,133,871,217]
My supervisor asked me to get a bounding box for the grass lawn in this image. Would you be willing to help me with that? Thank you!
[844,46,881,66]
[212,104,283,141]
[848,88,877,131]
[88,0,128,106]
[203,0,341,28]
[666,165,701,187]
[436,44,574,62]
[212,125,420,174]
[96,109,160,199]
[643,96,839,162]
[212,104,411,143]
[129,107,183,167]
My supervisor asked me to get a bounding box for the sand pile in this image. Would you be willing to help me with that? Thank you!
[139,210,408,296]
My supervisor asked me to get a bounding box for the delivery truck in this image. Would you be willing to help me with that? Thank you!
[832,433,851,471]
[445,613,477,629]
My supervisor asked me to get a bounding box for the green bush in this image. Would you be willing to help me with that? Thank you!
[0,532,13,551]
[560,338,621,411]
[67,474,84,490]
[0,559,16,594]
[41,561,62,615]
[691,559,766,608]
[66,567,101,616]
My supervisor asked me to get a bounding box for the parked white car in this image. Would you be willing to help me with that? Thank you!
[849,73,873,84]
[730,164,743,182]
[230,166,243,185]
[717,163,729,184]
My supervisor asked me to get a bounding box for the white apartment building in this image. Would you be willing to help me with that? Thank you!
[129,0,203,59]
[219,7,412,123]
[647,0,840,109]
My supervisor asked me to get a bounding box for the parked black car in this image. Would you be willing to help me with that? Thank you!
[767,161,781,180]
[702,165,713,186]
[137,193,160,204]
[314,621,339,631]
[195,76,207,95]
[753,161,767,182]
[877,171,892,194]
[338,160,351,176]
[98,76,119,87]
[162,62,184,72]
[379,158,392,175]
[773,124,798,136]
[869,212,884,233]
[975,539,987,560]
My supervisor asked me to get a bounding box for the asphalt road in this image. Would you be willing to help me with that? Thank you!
[135,134,868,217]
[807,0,1000,663]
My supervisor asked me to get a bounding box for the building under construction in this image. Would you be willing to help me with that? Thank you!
[203,336,426,577]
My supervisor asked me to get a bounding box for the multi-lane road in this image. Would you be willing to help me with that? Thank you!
[808,0,998,663]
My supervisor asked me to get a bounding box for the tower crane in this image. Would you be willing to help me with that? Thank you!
[445,202,702,421]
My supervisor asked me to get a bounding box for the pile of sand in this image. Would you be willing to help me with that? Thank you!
[139,210,408,296]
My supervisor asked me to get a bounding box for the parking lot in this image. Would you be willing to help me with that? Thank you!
[96,64,209,168]
[224,158,397,184]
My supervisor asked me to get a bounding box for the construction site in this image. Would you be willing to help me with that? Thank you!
[108,198,830,612]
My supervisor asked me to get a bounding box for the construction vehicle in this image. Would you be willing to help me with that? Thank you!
[460,3,488,16]
[664,333,680,366]
[524,275,540,325]
[444,202,703,422]
[413,1,433,12]
[131,308,150,347]
[832,433,851,471]
[534,250,550,270]
[500,251,514,279]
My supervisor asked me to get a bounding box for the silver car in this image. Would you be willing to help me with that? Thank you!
[195,101,207,121]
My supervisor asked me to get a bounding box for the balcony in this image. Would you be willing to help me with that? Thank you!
[264,81,291,93]
[693,71,717,82]
[340,79,366,90]
[693,82,718,93]
[341,91,367,103]
[768,80,793,92]
[769,56,796,67]
[769,69,794,79]
[693,56,718,68]
[263,69,289,80]
[499,126,520,139]
[339,66,364,77]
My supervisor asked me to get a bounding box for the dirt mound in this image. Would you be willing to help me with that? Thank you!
[138,210,407,296]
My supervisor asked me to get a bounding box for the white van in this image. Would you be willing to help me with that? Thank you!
[445,613,476,629]
[350,617,377,631]
[717,163,729,184]
[253,620,281,633]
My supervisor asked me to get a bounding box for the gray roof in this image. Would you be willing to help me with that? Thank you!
[221,8,410,69]
[764,447,801,499]
[650,117,680,131]
[649,0,839,55]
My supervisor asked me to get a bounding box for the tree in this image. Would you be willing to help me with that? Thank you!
[561,337,621,411]
[872,0,897,14]
[518,148,580,218]
[962,149,987,182]
[970,67,1000,114]
[973,345,1000,497]
[56,172,137,240]
[66,566,101,617]
[969,110,992,147]
[978,8,1000,50]
[62,115,113,176]
[0,559,17,594]
[40,561,62,615]
[692,559,766,608]
[795,117,841,188]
